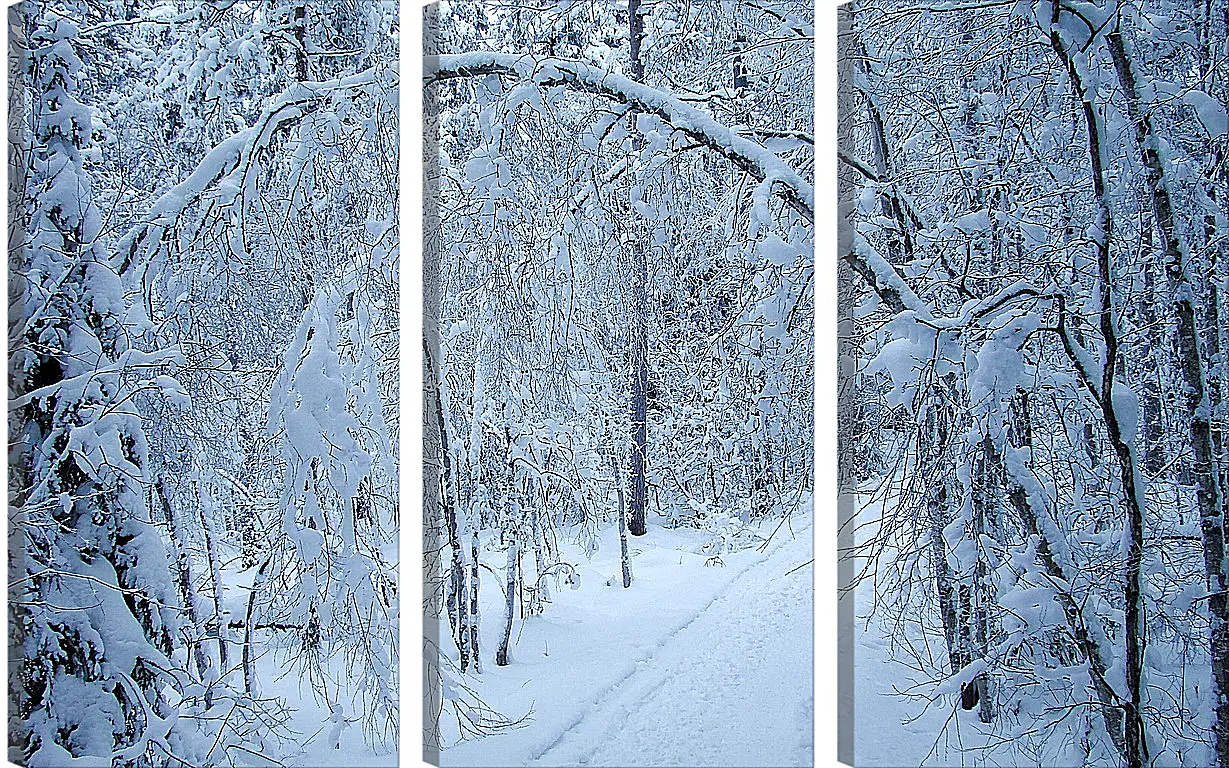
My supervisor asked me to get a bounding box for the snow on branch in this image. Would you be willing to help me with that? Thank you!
[425,52,815,224]
[843,234,932,319]
[115,66,394,276]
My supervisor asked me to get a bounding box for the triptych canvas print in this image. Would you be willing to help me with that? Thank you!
[7,0,1228,766]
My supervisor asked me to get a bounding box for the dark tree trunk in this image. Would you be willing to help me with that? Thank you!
[1049,18,1149,766]
[156,480,212,702]
[426,336,469,671]
[626,0,650,537]
[919,391,961,675]
[292,1,308,82]
[1138,226,1166,476]
[1107,28,1228,768]
[469,530,482,672]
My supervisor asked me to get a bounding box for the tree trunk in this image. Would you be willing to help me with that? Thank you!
[929,482,960,673]
[155,480,212,699]
[495,536,519,667]
[243,552,275,695]
[626,0,650,537]
[1204,169,1228,524]
[428,337,470,672]
[1048,17,1148,765]
[291,0,308,82]
[1106,27,1228,767]
[1138,226,1166,477]
[469,530,483,672]
[920,393,961,675]
[970,435,996,723]
[609,441,634,588]
[198,482,231,676]
[531,497,549,609]
[1000,389,1127,759]
[851,32,919,268]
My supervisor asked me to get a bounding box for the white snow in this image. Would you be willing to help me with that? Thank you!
[439,510,814,767]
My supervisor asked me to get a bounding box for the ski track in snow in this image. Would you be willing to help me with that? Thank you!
[527,519,814,767]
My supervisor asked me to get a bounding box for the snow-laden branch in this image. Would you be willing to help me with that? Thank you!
[7,347,185,411]
[425,53,815,224]
[843,233,932,319]
[115,65,394,276]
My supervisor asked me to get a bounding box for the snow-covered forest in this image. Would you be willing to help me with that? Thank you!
[8,1,398,766]
[423,0,815,765]
[839,0,1228,766]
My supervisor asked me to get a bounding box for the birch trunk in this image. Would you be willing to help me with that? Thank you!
[1106,27,1229,767]
[243,552,275,695]
[495,537,519,667]
[469,529,482,672]
[1048,16,1148,765]
[198,483,231,676]
[155,479,211,694]
[969,435,995,723]
[610,441,633,588]
[920,394,961,675]
[428,336,470,672]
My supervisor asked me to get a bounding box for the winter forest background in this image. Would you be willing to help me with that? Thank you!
[423,0,814,765]
[839,0,1228,766]
[8,1,398,766]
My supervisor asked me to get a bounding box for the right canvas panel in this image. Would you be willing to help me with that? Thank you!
[838,1,1228,766]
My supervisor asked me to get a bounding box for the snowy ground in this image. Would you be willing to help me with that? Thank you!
[256,660,397,767]
[438,507,814,767]
[215,562,398,767]
[850,495,1005,768]
[853,599,996,768]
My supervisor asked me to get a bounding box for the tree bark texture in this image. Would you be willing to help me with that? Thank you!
[1107,25,1228,768]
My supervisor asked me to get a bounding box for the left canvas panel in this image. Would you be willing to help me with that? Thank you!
[7,1,399,765]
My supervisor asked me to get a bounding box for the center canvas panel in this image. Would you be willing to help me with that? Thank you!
[422,1,816,765]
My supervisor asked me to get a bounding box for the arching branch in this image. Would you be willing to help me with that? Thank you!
[425,53,815,224]
[115,66,394,277]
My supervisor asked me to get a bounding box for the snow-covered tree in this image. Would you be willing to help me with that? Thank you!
[9,0,399,763]
[841,0,1228,764]
[9,5,185,763]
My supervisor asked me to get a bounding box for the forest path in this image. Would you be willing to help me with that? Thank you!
[529,517,814,767]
